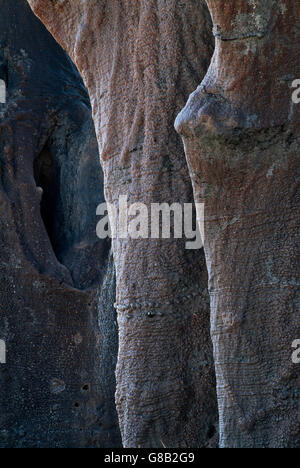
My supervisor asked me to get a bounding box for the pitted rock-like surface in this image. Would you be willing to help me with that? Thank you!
[0,0,120,448]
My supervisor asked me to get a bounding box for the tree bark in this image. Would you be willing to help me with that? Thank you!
[176,0,300,448]
[27,0,218,447]
[0,0,120,448]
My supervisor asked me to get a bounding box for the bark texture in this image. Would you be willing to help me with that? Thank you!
[176,0,300,448]
[27,0,218,447]
[0,0,121,448]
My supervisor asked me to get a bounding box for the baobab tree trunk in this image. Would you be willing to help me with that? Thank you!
[176,0,300,448]
[27,0,218,447]
[0,0,120,448]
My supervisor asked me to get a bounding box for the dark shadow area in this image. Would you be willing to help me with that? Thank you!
[34,144,62,259]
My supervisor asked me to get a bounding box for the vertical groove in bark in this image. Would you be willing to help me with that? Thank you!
[27,0,219,447]
[176,0,300,448]
[0,0,120,448]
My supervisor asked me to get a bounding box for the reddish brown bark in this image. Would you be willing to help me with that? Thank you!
[176,0,300,448]
[27,0,218,447]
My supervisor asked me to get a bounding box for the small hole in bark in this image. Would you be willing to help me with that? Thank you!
[74,402,80,408]
[82,384,90,392]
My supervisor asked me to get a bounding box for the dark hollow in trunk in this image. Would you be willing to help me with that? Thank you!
[0,0,121,448]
